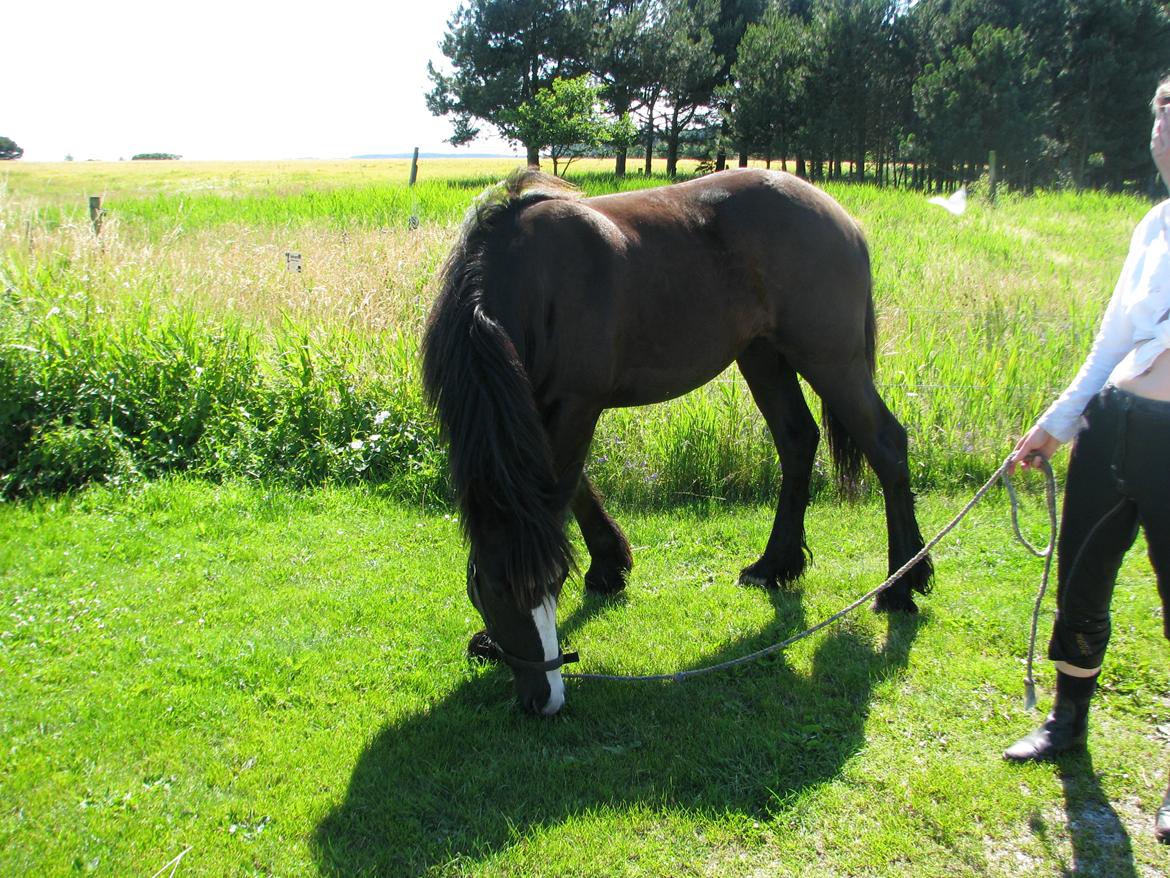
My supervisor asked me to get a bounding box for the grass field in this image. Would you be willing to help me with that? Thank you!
[2,480,1168,876]
[2,159,1168,875]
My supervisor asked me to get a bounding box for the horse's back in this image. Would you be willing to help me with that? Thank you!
[495,169,875,406]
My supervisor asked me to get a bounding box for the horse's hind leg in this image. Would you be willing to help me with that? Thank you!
[572,476,633,595]
[736,339,820,589]
[801,360,932,612]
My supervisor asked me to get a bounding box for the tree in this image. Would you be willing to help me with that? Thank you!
[500,75,614,175]
[798,0,902,182]
[426,0,595,166]
[913,24,1048,189]
[658,0,723,176]
[589,0,659,176]
[0,137,23,160]
[721,7,808,168]
[1049,0,1169,190]
[131,153,182,161]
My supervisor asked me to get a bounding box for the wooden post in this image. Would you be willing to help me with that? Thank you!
[988,150,998,205]
[89,196,103,235]
[408,147,420,230]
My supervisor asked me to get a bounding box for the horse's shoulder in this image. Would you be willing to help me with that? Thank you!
[517,195,625,244]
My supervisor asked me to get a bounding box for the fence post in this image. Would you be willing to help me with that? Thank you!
[988,150,998,205]
[408,147,420,230]
[89,196,103,235]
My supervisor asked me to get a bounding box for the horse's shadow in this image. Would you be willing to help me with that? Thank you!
[312,586,922,876]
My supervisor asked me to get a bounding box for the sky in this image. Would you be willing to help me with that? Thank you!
[6,0,520,162]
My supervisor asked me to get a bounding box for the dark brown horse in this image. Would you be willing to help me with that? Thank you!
[422,168,931,714]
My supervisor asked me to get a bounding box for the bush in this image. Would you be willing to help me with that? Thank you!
[3,421,138,494]
[0,266,445,499]
[0,136,23,160]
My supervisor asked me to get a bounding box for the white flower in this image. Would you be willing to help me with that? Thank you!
[373,410,391,426]
[349,439,364,451]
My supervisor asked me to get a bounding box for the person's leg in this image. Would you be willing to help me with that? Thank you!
[1048,391,1141,674]
[1006,390,1139,762]
[1122,395,1170,841]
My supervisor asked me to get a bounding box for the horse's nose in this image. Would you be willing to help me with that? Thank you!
[520,684,565,716]
[540,684,565,716]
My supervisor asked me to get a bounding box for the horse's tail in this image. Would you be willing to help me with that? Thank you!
[821,287,877,499]
[421,170,576,608]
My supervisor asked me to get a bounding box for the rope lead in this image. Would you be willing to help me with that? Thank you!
[564,456,1060,700]
[1001,455,1058,710]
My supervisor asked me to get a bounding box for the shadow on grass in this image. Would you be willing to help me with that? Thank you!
[1060,751,1137,877]
[1022,749,1137,877]
[312,585,923,876]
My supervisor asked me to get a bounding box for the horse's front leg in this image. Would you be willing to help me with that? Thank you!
[572,476,633,595]
[541,400,627,596]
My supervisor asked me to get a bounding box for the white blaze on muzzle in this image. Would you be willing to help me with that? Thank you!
[532,596,565,715]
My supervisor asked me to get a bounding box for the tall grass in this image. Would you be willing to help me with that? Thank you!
[0,162,1153,502]
[0,259,442,499]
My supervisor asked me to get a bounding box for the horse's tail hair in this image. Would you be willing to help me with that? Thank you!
[421,169,576,608]
[821,287,876,499]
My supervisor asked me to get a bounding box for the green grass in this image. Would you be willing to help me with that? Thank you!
[2,479,1167,876]
[0,159,699,235]
[2,162,1166,876]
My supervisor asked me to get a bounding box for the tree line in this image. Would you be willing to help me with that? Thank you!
[426,0,1170,191]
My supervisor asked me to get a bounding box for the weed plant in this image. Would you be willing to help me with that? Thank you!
[0,162,1153,502]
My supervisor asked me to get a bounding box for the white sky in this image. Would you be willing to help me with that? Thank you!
[6,0,519,161]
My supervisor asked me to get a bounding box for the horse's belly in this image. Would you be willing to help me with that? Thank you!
[608,356,738,408]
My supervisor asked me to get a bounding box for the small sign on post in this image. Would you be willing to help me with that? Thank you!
[89,196,103,235]
[285,251,303,273]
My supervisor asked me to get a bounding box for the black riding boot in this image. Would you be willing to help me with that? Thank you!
[1003,670,1097,762]
[1156,781,1170,844]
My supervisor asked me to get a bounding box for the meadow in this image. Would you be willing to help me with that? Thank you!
[0,157,1147,503]
[2,158,1168,876]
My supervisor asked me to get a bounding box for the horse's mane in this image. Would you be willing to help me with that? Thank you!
[421,169,578,608]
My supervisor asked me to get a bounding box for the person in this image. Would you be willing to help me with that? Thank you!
[1003,73,1170,843]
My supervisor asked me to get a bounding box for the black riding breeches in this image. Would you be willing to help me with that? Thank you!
[1048,386,1170,670]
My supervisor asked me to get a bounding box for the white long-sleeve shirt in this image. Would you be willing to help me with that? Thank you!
[1036,199,1170,442]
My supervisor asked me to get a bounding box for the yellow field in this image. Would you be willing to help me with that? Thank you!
[0,156,740,205]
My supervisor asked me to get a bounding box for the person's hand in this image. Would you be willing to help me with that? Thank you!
[1007,425,1062,476]
[1153,104,1170,193]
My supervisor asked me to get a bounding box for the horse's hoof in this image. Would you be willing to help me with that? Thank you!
[872,591,919,614]
[739,555,804,590]
[584,563,628,595]
[738,568,777,589]
[468,630,499,663]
